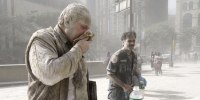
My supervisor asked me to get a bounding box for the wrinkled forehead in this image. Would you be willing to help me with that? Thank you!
[78,20,90,29]
[77,9,91,28]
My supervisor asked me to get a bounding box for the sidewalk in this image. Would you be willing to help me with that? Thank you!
[0,77,109,100]
[0,64,152,100]
[2,63,200,100]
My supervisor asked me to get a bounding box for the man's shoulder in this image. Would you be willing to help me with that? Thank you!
[29,27,57,44]
[113,49,127,56]
[28,27,57,49]
[32,27,54,39]
[110,49,126,63]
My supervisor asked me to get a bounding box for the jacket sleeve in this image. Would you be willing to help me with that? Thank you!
[107,54,118,75]
[29,40,83,86]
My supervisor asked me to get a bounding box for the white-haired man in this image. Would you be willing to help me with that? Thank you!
[25,3,92,100]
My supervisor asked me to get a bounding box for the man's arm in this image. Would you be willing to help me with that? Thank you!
[107,53,132,93]
[107,74,132,93]
[29,40,83,86]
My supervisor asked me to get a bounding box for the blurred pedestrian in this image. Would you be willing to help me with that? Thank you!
[154,52,163,75]
[137,55,143,71]
[150,51,155,70]
[194,53,198,63]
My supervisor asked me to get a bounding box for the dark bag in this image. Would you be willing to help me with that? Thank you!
[88,80,97,100]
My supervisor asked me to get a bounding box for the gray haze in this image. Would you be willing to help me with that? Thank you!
[0,0,199,64]
[168,0,176,15]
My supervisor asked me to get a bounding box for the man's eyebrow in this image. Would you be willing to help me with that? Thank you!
[81,24,89,29]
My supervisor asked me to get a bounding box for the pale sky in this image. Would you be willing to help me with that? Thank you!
[168,0,176,15]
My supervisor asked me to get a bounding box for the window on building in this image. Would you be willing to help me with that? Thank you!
[198,13,200,26]
[196,35,200,46]
[127,0,130,8]
[189,1,193,10]
[183,13,192,28]
[115,0,128,12]
[0,0,2,14]
[183,3,187,11]
[119,0,127,11]
[199,0,200,8]
[115,3,119,12]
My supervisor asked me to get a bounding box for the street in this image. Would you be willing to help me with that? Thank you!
[93,63,200,100]
[143,63,200,100]
[1,63,200,100]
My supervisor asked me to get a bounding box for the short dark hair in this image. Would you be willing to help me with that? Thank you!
[121,31,136,41]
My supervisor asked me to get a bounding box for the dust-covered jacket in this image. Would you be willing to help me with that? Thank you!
[25,25,88,100]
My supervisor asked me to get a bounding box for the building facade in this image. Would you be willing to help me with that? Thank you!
[176,0,200,54]
[0,0,75,63]
[114,0,168,55]
[114,0,168,32]
[86,0,117,60]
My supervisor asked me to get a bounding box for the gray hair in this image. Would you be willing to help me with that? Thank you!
[58,3,91,28]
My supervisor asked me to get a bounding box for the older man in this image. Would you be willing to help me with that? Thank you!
[25,3,92,100]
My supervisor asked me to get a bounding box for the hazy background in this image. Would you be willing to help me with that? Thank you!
[0,0,199,64]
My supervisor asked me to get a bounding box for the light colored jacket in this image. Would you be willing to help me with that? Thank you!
[25,25,88,100]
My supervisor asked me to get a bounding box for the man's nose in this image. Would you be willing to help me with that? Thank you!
[85,29,90,32]
[130,42,134,45]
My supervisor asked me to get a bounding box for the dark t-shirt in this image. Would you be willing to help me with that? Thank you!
[107,48,139,90]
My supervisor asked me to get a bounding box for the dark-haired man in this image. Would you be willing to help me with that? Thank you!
[107,31,140,100]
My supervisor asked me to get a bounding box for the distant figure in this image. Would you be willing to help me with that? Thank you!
[154,52,163,75]
[150,52,155,70]
[137,55,143,71]
[194,53,198,63]
[107,31,140,100]
[104,51,111,66]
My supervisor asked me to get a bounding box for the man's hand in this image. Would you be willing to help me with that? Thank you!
[123,84,133,94]
[73,31,94,44]
[76,38,91,53]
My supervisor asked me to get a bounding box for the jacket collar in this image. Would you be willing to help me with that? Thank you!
[54,25,68,44]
